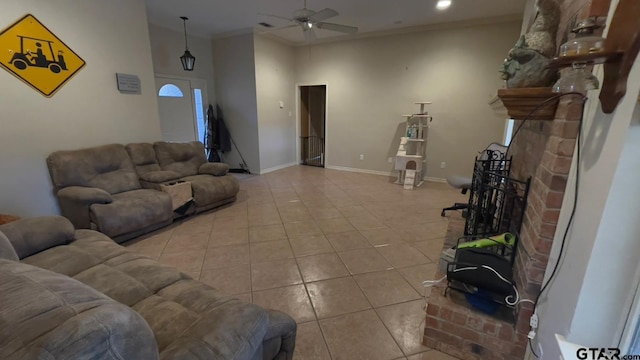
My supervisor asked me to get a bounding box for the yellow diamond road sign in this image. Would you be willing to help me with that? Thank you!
[0,14,85,97]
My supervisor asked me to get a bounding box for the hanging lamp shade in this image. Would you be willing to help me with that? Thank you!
[180,50,196,71]
[180,16,195,71]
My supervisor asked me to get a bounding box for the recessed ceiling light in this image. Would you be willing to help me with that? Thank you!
[436,0,452,10]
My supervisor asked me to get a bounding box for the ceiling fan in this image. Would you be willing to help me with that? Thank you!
[261,0,358,41]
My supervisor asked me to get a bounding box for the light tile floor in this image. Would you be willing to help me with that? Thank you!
[125,166,466,360]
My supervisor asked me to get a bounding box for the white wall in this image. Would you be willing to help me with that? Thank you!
[148,24,216,105]
[294,20,521,179]
[570,101,640,345]
[532,1,640,357]
[212,33,260,173]
[254,35,297,173]
[0,0,161,217]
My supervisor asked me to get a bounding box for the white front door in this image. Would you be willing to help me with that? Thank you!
[155,77,197,142]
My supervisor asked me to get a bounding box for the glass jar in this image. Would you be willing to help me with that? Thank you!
[559,36,605,56]
[552,62,599,95]
[559,18,605,57]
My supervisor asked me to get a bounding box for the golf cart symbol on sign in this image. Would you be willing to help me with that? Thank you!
[10,36,68,73]
[0,14,85,97]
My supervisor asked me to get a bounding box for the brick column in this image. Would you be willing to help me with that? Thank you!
[423,96,585,360]
[511,95,583,337]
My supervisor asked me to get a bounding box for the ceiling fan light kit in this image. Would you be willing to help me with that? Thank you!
[261,0,358,41]
[436,0,452,10]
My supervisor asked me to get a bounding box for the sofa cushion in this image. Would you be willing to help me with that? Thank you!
[0,259,159,360]
[140,170,182,183]
[0,231,18,261]
[23,230,270,358]
[47,144,141,194]
[181,174,240,208]
[154,141,207,178]
[90,189,172,239]
[0,216,75,260]
[126,143,162,175]
[199,162,230,176]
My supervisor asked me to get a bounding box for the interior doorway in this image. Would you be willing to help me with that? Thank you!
[299,85,326,167]
[155,76,208,143]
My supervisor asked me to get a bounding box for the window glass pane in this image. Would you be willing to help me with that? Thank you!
[193,89,206,143]
[504,119,515,145]
[158,84,184,97]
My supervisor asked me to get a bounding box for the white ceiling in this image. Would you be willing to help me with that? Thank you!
[145,0,526,44]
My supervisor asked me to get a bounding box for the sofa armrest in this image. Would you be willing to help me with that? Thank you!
[57,186,112,229]
[0,231,18,261]
[262,310,297,360]
[199,162,229,176]
[58,186,113,203]
[140,170,182,183]
[0,216,75,259]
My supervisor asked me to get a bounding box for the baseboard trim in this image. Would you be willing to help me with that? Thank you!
[424,176,447,183]
[259,162,297,175]
[325,165,393,177]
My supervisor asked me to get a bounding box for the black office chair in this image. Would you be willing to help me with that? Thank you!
[441,142,508,217]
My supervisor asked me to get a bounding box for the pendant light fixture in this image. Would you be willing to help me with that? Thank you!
[179,16,196,71]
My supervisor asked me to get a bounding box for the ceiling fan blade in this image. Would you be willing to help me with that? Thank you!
[258,24,298,34]
[304,28,317,42]
[258,13,294,22]
[316,22,358,34]
[308,8,338,22]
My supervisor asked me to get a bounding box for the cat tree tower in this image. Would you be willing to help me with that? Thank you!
[395,102,432,190]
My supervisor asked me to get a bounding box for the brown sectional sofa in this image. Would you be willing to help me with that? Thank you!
[47,141,239,243]
[0,216,296,359]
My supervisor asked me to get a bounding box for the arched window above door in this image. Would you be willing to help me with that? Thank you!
[158,84,184,97]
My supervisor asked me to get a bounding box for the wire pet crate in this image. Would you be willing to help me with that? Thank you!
[464,150,531,238]
[443,150,531,316]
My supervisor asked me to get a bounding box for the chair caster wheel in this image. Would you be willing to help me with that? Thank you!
[441,211,446,217]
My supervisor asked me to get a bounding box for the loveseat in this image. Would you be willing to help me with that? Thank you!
[0,216,296,359]
[47,141,239,243]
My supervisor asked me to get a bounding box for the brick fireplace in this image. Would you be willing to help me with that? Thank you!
[419,0,618,357]
[422,96,584,360]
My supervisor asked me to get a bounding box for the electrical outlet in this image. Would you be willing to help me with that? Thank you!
[530,314,539,329]
[387,157,393,163]
[440,161,446,169]
[359,154,364,160]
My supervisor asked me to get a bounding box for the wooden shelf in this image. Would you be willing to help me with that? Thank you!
[599,0,640,113]
[495,87,559,120]
[546,51,623,68]
[489,1,640,115]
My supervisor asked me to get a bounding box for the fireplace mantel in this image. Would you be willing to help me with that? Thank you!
[490,87,560,121]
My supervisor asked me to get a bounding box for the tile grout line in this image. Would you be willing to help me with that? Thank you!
[141,166,458,360]
[291,174,336,360]
[349,270,406,360]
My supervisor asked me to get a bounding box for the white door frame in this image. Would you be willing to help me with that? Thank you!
[155,73,209,142]
[295,82,329,166]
